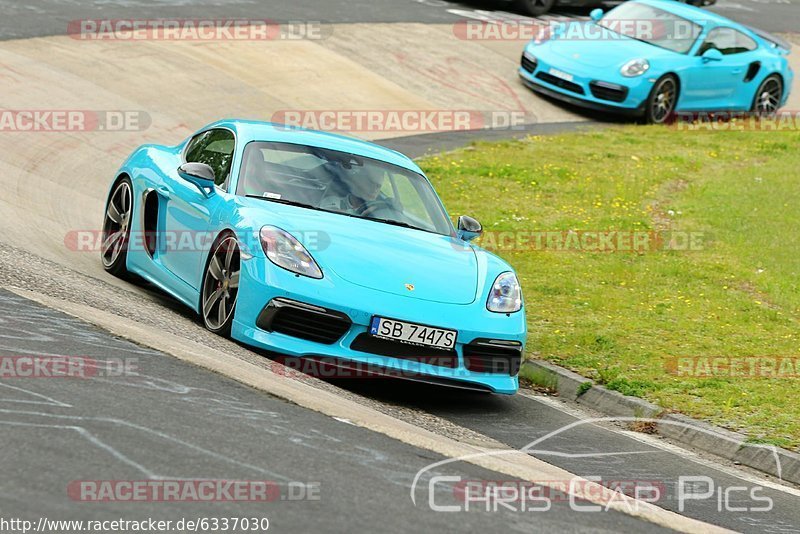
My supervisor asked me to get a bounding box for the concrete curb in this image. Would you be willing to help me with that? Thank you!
[521,359,800,486]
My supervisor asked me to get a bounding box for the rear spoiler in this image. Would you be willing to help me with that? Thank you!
[747,26,792,53]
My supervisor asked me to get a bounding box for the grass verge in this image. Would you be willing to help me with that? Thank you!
[420,125,800,449]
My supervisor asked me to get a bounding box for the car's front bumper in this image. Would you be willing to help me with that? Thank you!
[231,256,527,395]
[518,49,651,117]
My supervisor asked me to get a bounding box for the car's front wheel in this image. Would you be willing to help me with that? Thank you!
[644,75,679,125]
[101,177,133,277]
[751,75,783,115]
[514,0,556,17]
[201,233,241,336]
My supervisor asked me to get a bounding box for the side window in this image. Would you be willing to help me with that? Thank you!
[698,27,757,56]
[185,129,235,187]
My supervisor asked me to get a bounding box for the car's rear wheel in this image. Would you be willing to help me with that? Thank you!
[201,233,240,336]
[514,0,556,17]
[751,75,783,115]
[645,75,678,125]
[101,177,133,277]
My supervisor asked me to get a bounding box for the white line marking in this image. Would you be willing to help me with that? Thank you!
[526,392,800,496]
[0,382,71,407]
[0,409,293,481]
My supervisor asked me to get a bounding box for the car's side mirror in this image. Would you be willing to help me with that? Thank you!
[590,8,604,22]
[701,48,723,63]
[457,215,482,242]
[178,162,216,195]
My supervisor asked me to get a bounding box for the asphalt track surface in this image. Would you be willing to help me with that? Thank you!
[2,270,800,532]
[336,378,800,533]
[0,290,670,533]
[1,0,800,532]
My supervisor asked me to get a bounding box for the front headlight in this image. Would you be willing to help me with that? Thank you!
[487,272,522,313]
[259,226,322,279]
[621,58,650,78]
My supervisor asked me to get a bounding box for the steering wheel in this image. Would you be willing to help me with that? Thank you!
[358,199,397,218]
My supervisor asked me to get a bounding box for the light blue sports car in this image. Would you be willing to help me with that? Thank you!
[101,120,526,394]
[519,0,793,123]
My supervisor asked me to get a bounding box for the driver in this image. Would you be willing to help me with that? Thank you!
[320,166,385,215]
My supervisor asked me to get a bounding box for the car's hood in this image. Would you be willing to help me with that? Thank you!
[539,22,668,69]
[238,199,479,305]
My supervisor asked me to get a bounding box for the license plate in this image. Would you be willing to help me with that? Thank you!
[369,317,457,350]
[549,68,574,82]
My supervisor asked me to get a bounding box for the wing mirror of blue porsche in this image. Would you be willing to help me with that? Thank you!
[702,48,724,63]
[590,8,604,22]
[177,162,216,196]
[457,215,483,242]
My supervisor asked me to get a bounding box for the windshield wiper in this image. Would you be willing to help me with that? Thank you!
[245,195,318,210]
[369,218,421,231]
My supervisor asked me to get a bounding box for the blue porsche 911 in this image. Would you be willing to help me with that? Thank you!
[519,0,793,123]
[101,120,526,394]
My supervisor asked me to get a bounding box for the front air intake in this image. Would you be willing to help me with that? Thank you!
[256,298,351,345]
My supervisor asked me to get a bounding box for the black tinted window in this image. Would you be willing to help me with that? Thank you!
[698,27,758,56]
[185,129,235,187]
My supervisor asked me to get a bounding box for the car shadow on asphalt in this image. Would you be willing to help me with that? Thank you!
[442,0,604,18]
[528,89,639,125]
[328,376,507,409]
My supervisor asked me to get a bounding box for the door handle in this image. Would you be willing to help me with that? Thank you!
[732,68,743,75]
[156,186,170,199]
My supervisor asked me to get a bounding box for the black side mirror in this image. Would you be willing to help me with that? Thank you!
[178,162,216,195]
[457,215,482,242]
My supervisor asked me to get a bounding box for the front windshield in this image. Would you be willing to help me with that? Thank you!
[236,141,454,235]
[598,3,702,54]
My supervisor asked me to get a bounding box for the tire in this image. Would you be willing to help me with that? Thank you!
[751,75,783,115]
[100,177,133,277]
[200,233,241,336]
[514,0,556,17]
[644,75,679,125]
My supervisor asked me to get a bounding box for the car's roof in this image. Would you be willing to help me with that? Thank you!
[635,0,737,28]
[201,119,423,175]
